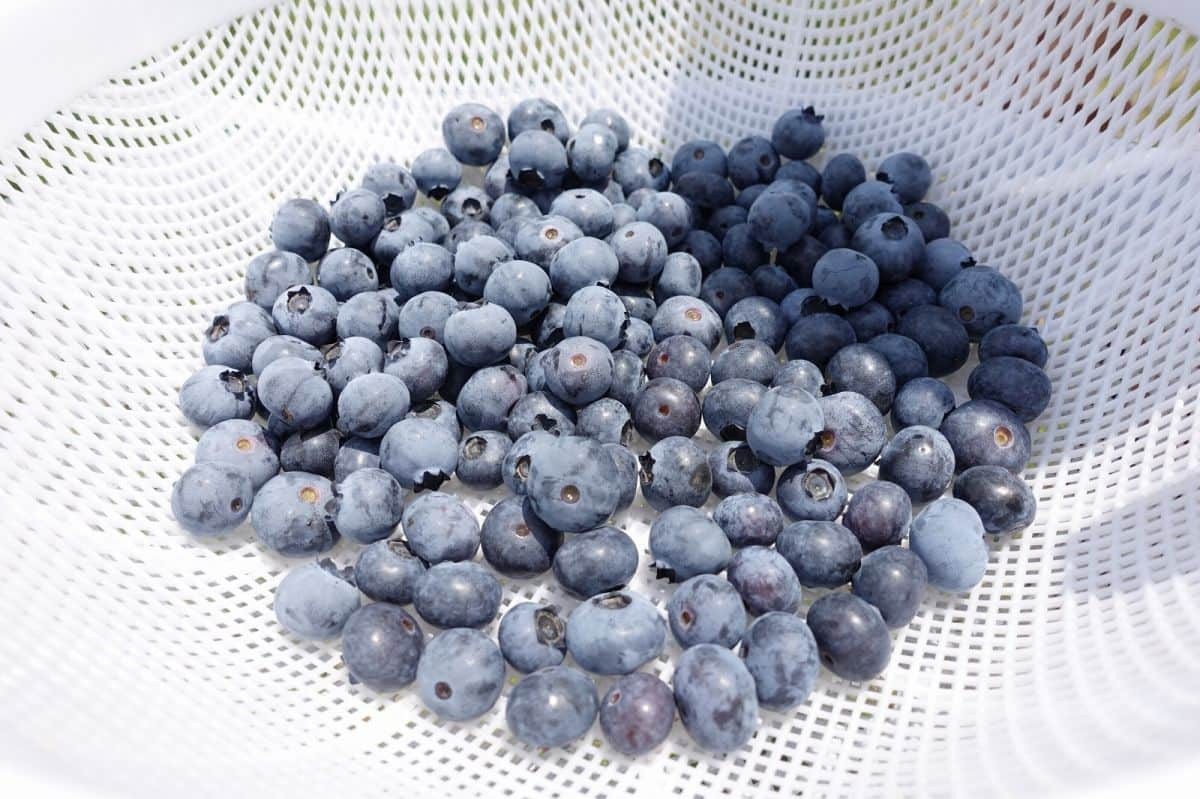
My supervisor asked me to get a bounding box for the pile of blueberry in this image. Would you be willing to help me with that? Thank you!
[172,97,1051,755]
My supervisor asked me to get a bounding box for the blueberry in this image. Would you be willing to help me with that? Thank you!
[450,233,510,298]
[492,192,543,230]
[548,524,638,599]
[515,215,584,269]
[709,442,776,497]
[246,250,312,310]
[400,490,479,563]
[566,122,620,183]
[361,161,416,214]
[508,130,569,191]
[329,188,385,250]
[652,297,723,355]
[609,220,669,284]
[455,365,526,433]
[953,465,1036,535]
[841,180,902,232]
[317,248,378,303]
[843,480,911,553]
[414,561,502,629]
[711,493,782,548]
[390,243,453,301]
[441,103,505,166]
[562,286,628,350]
[891,376,956,431]
[613,146,670,193]
[546,243,619,304]
[354,539,426,605]
[864,332,928,387]
[410,147,462,200]
[820,153,867,210]
[978,324,1048,368]
[706,204,749,240]
[637,191,693,247]
[672,138,728,178]
[674,170,735,212]
[940,400,1030,473]
[878,425,953,504]
[654,253,703,303]
[938,265,1023,340]
[484,152,516,199]
[335,373,409,438]
[502,430,553,496]
[506,665,598,748]
[273,560,360,640]
[171,462,253,535]
[527,435,622,532]
[551,187,615,236]
[777,159,822,192]
[825,344,896,414]
[602,443,640,511]
[812,248,879,309]
[407,397,461,438]
[724,293,792,352]
[665,574,745,651]
[969,356,1053,423]
[776,459,847,521]
[280,425,340,477]
[639,435,712,510]
[454,431,511,491]
[621,317,655,356]
[415,628,505,722]
[341,602,423,691]
[876,152,932,204]
[333,436,379,482]
[710,340,779,386]
[379,417,458,490]
[645,335,711,392]
[677,229,723,274]
[672,644,758,752]
[701,267,756,318]
[747,186,810,251]
[507,97,569,142]
[610,201,638,229]
[272,284,338,345]
[625,187,656,210]
[507,390,577,439]
[807,592,891,681]
[722,135,777,188]
[499,602,567,673]
[769,105,824,159]
[649,506,731,582]
[373,213,437,267]
[572,398,631,445]
[336,291,398,347]
[896,304,969,377]
[442,302,517,368]
[383,337,448,402]
[321,336,383,393]
[542,336,614,406]
[812,392,884,474]
[720,221,768,272]
[702,378,766,442]
[751,264,799,303]
[599,672,675,756]
[914,238,973,290]
[839,297,892,341]
[271,198,331,262]
[251,472,338,556]
[740,612,820,710]
[252,334,322,375]
[328,467,403,544]
[746,384,824,466]
[566,591,666,675]
[771,358,824,394]
[851,214,924,284]
[257,356,333,430]
[632,377,701,441]
[726,546,802,615]
[480,495,560,577]
[851,545,928,629]
[607,349,647,407]
[195,419,278,490]
[777,235,829,285]
[776,519,862,588]
[908,497,988,592]
[443,187,494,229]
[875,278,935,319]
[784,312,856,369]
[903,201,950,241]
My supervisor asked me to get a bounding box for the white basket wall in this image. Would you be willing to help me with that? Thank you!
[0,1,1198,797]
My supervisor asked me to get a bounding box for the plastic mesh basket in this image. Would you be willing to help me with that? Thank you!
[1,1,1198,796]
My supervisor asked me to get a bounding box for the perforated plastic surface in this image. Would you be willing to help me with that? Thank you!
[0,1,1198,797]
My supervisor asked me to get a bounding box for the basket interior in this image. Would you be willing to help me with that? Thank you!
[0,1,1198,796]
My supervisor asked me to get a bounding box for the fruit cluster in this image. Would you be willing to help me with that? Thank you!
[172,97,1050,754]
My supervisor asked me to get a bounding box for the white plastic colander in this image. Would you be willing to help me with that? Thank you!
[1,1,1198,797]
